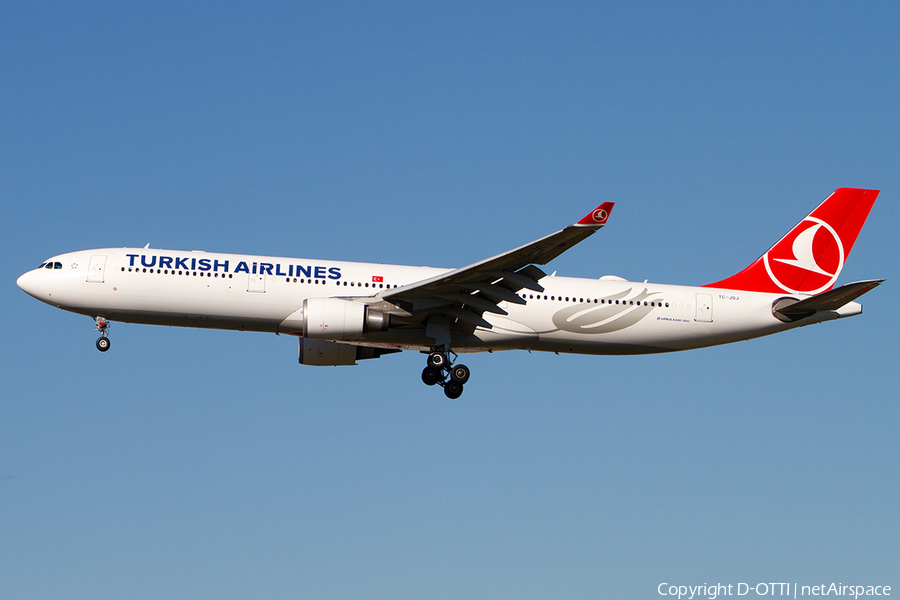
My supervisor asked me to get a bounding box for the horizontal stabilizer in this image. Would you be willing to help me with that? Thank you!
[776,279,884,315]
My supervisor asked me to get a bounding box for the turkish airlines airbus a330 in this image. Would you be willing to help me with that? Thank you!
[18,188,881,398]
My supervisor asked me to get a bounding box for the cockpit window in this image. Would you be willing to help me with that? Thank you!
[54,262,62,269]
[44,263,53,269]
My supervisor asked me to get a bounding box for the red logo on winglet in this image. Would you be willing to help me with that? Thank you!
[576,202,614,226]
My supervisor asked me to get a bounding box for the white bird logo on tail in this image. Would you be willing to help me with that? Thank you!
[764,216,844,295]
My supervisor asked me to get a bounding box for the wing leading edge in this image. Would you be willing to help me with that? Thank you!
[381,202,614,329]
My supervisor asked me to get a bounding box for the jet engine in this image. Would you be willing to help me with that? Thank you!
[301,297,389,340]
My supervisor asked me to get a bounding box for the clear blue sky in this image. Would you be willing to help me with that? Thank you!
[2,2,898,598]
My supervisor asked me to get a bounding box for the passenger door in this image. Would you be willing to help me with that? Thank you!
[87,255,107,283]
[695,293,713,322]
[248,273,266,293]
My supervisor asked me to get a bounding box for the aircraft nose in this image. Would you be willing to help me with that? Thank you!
[17,269,42,299]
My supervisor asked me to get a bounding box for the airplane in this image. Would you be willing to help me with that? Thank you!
[17,188,882,399]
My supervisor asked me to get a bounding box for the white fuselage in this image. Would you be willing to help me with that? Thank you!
[17,247,861,355]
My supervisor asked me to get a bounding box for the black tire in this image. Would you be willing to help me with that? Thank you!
[443,381,464,399]
[449,364,470,384]
[96,337,111,352]
[428,352,447,369]
[421,366,442,386]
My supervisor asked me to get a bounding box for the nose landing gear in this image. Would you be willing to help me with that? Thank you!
[94,317,111,352]
[421,349,470,399]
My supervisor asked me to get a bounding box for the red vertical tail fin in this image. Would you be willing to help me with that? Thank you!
[705,188,879,294]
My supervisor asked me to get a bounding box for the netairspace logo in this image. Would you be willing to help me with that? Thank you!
[658,582,891,599]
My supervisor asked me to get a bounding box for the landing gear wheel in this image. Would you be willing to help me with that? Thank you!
[444,381,464,399]
[449,364,470,384]
[93,317,110,352]
[422,348,468,397]
[427,352,448,369]
[421,366,442,386]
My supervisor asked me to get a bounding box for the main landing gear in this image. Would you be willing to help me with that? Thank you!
[94,316,111,352]
[421,349,470,399]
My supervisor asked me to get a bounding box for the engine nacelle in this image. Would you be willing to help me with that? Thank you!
[298,338,400,366]
[300,297,389,340]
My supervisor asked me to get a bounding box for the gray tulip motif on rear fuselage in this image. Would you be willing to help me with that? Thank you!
[550,288,662,334]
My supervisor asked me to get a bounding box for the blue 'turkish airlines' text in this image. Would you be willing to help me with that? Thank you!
[126,254,342,279]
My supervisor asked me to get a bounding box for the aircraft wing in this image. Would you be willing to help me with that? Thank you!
[380,202,614,329]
